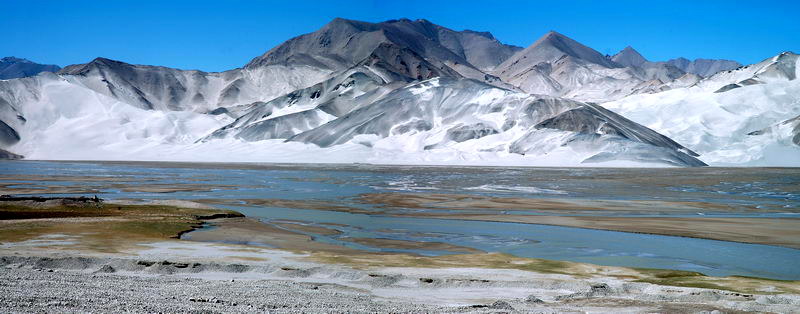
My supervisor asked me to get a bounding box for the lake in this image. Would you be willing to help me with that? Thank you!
[1,160,798,280]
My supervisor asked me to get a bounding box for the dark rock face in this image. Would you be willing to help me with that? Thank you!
[0,57,61,79]
[446,123,499,143]
[534,104,700,158]
[0,120,20,146]
[0,148,23,160]
[714,83,741,93]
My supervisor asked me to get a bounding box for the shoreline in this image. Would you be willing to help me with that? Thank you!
[8,158,800,171]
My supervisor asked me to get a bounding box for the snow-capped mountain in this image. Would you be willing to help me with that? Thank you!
[603,52,800,166]
[0,18,792,166]
[492,32,691,102]
[0,57,61,79]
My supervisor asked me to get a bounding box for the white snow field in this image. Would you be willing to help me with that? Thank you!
[603,52,800,166]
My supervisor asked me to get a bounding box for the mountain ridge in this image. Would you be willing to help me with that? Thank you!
[0,17,792,166]
[245,18,522,75]
[0,57,61,79]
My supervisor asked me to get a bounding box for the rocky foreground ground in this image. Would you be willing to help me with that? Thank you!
[2,266,446,313]
[2,255,799,313]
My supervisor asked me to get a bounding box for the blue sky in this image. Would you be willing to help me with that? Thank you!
[3,0,798,72]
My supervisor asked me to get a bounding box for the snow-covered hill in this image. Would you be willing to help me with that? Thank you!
[602,52,800,166]
[0,73,705,166]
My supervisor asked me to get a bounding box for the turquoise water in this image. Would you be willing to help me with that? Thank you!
[1,160,799,280]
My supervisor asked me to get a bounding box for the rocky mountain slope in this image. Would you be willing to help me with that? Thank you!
[666,57,741,77]
[247,18,521,73]
[493,33,690,102]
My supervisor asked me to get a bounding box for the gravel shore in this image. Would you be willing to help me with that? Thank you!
[2,254,800,313]
[1,266,448,313]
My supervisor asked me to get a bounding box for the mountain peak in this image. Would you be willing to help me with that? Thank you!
[58,57,131,75]
[322,17,376,32]
[414,18,432,25]
[246,17,521,73]
[461,29,495,40]
[537,30,567,42]
[87,57,133,69]
[611,46,648,67]
[516,30,619,68]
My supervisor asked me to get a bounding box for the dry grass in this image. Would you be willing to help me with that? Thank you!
[0,202,242,253]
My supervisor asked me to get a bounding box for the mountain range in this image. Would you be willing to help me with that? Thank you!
[0,18,796,166]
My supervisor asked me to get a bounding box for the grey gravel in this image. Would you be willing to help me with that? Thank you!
[1,267,452,313]
[1,255,798,313]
